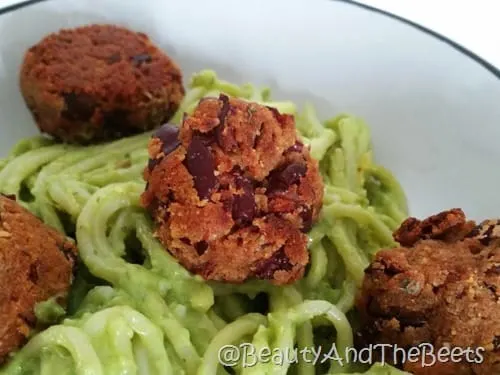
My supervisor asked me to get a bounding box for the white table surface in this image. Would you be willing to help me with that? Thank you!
[0,0,499,69]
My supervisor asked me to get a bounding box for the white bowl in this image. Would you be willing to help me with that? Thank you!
[0,0,498,220]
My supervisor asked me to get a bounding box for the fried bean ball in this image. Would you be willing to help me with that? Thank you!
[357,208,500,375]
[141,94,324,285]
[0,195,77,363]
[20,24,184,143]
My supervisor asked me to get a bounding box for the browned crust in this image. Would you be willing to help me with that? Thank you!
[0,195,77,363]
[141,96,324,285]
[20,24,185,143]
[357,209,500,374]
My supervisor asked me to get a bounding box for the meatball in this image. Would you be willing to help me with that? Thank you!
[141,94,324,284]
[356,208,500,375]
[0,195,77,363]
[20,24,184,143]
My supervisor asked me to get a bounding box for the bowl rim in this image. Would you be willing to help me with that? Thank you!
[0,0,498,81]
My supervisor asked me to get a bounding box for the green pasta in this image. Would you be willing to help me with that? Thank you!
[0,70,408,375]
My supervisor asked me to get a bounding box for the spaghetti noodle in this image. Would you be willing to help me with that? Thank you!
[0,70,408,375]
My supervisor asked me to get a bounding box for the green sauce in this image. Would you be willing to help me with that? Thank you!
[0,70,408,375]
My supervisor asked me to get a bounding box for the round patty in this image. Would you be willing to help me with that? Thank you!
[141,95,324,285]
[357,209,500,375]
[0,195,77,363]
[20,24,185,143]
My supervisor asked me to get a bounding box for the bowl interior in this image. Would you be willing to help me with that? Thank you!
[0,0,498,220]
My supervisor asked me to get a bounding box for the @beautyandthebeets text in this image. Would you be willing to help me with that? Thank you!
[218,343,485,368]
